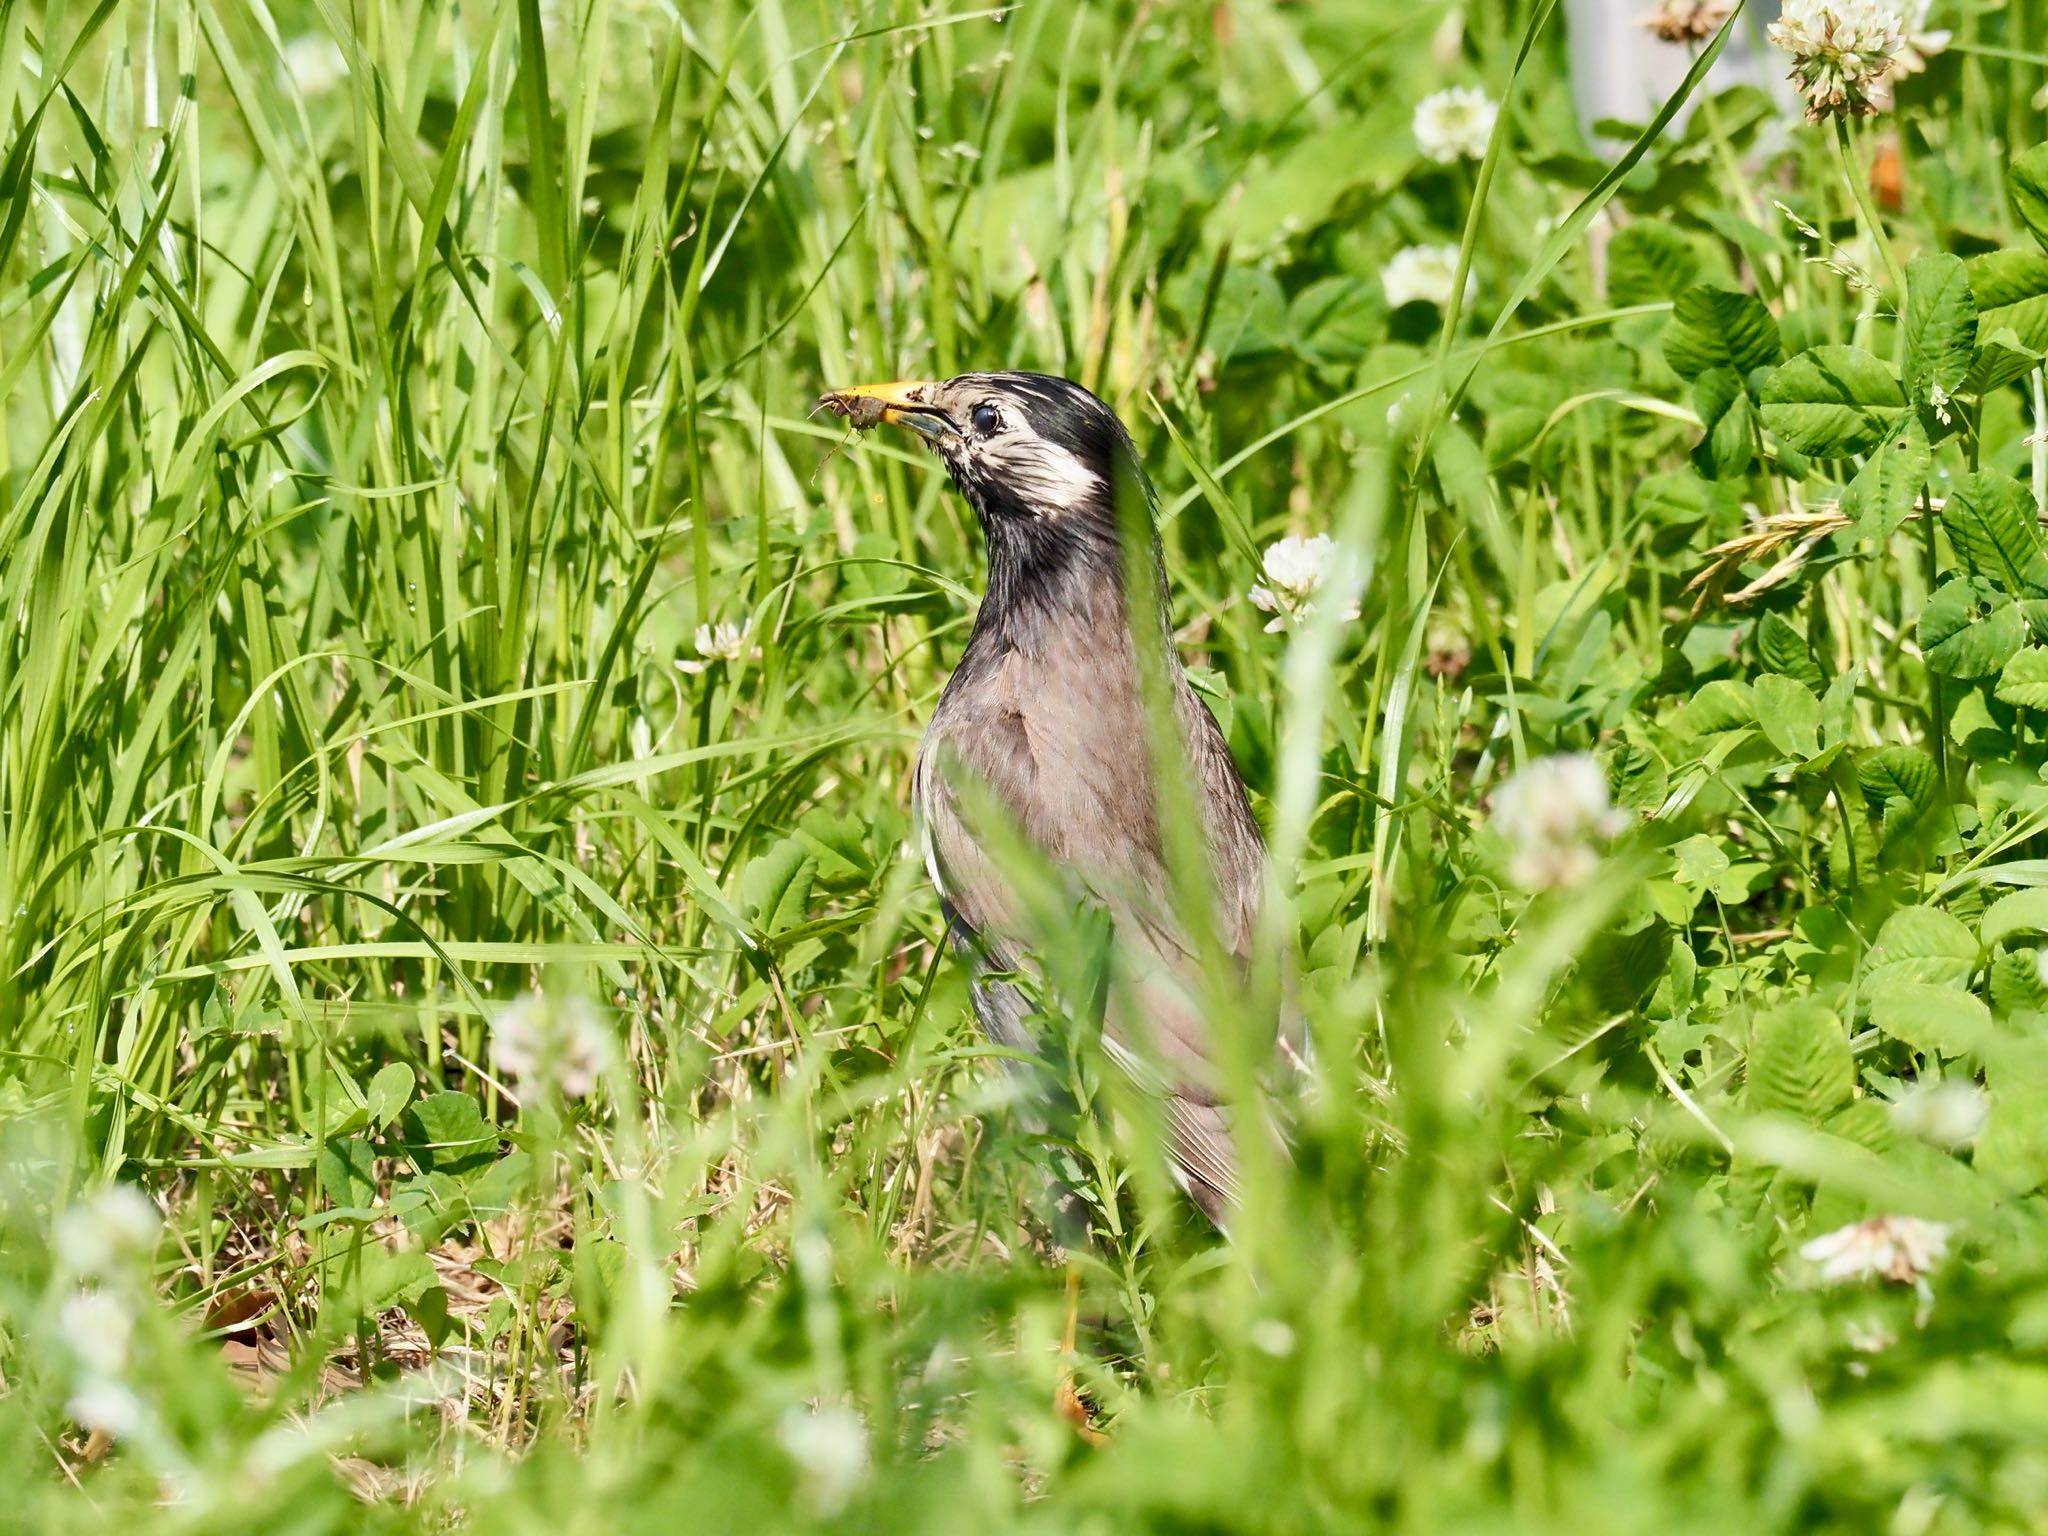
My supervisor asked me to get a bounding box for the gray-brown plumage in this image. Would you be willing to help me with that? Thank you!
[819,372,1270,1224]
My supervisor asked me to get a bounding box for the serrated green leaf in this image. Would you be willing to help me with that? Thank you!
[1983,889,2048,947]
[1967,249,2048,353]
[1207,266,1289,359]
[318,1136,378,1211]
[1990,948,2048,1014]
[1635,469,1721,529]
[1755,612,1825,692]
[1921,578,2025,679]
[1691,366,1758,479]
[1857,745,1938,811]
[1842,417,1931,542]
[738,837,817,938]
[1946,470,2048,595]
[1581,922,1673,1012]
[1867,905,1978,987]
[1754,673,1822,759]
[2011,142,2048,255]
[1977,1086,2048,1193]
[354,1248,440,1313]
[1826,1099,1896,1154]
[1675,678,1756,737]
[1608,222,1700,307]
[1905,254,1977,432]
[1869,981,1995,1056]
[1288,276,1381,368]
[1963,324,2042,396]
[1759,345,1907,457]
[1996,647,2048,709]
[401,1092,499,1176]
[1664,285,1781,380]
[1747,1001,1852,1121]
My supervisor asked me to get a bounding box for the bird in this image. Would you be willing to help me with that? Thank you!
[817,372,1274,1228]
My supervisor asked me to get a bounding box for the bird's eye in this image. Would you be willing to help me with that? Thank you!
[970,403,1002,435]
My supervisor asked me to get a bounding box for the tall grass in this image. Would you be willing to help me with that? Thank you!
[6,0,2048,1530]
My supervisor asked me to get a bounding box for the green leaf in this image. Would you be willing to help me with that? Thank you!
[1747,1001,1852,1121]
[1905,253,1977,432]
[1869,981,1996,1056]
[1967,249,2048,353]
[1857,745,1938,812]
[1756,612,1825,692]
[1990,948,2048,1014]
[796,808,876,882]
[1674,678,1756,737]
[1288,276,1381,367]
[1607,222,1700,307]
[1635,470,1723,531]
[394,1172,464,1242]
[1759,345,1907,457]
[1581,922,1673,1012]
[1867,906,1979,987]
[1841,417,1930,543]
[1663,285,1781,380]
[401,1092,500,1176]
[738,837,818,939]
[1754,673,1822,759]
[1921,579,2025,679]
[1206,267,1289,360]
[1963,324,2042,397]
[1672,834,1732,889]
[1978,1087,2048,1194]
[2011,142,2048,255]
[366,1063,415,1131]
[1826,1099,1896,1155]
[1691,366,1758,479]
[318,1136,378,1211]
[1996,647,2048,709]
[1983,888,2048,947]
[464,1149,534,1223]
[354,1247,440,1312]
[1945,470,2048,595]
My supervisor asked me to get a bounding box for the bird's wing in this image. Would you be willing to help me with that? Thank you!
[916,656,1267,1214]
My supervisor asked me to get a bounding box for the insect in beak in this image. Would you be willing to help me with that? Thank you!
[817,381,952,439]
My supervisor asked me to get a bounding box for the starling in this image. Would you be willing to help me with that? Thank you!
[819,373,1271,1226]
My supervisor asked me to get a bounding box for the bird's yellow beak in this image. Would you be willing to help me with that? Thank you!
[817,380,950,437]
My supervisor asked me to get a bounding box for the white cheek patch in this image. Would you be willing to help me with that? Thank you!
[984,437,1103,515]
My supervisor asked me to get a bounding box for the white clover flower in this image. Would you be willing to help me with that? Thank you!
[67,1377,148,1439]
[1643,0,1733,42]
[1380,245,1476,311]
[677,620,757,674]
[489,993,609,1100]
[1247,533,1362,634]
[1889,1081,1988,1148]
[1412,86,1498,163]
[59,1289,137,1378]
[54,1185,161,1279]
[1800,1214,1951,1285]
[1891,0,1951,74]
[778,1403,870,1515]
[1489,753,1630,891]
[1768,0,1907,120]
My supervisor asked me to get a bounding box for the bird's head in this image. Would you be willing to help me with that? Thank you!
[819,372,1151,556]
